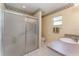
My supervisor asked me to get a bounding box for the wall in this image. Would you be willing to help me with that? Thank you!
[33,10,42,47]
[42,6,79,42]
[0,3,5,56]
[0,3,2,56]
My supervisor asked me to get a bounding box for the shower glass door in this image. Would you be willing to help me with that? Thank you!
[3,11,39,55]
[4,12,26,56]
[25,18,39,53]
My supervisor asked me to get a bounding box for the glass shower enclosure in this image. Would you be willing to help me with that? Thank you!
[3,10,39,56]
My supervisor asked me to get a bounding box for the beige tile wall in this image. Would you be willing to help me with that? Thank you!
[42,6,79,42]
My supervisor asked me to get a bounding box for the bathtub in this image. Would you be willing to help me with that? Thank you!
[59,38,79,44]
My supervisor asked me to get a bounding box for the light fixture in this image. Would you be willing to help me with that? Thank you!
[22,5,26,8]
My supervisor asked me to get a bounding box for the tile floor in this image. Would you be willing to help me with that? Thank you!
[25,42,62,56]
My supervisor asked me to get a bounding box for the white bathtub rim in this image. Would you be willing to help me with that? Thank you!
[59,38,79,44]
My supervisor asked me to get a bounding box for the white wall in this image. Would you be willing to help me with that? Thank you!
[0,3,2,56]
[0,3,5,56]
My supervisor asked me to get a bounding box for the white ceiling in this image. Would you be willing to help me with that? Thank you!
[5,3,72,16]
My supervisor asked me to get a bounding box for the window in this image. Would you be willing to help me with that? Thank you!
[53,16,62,26]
